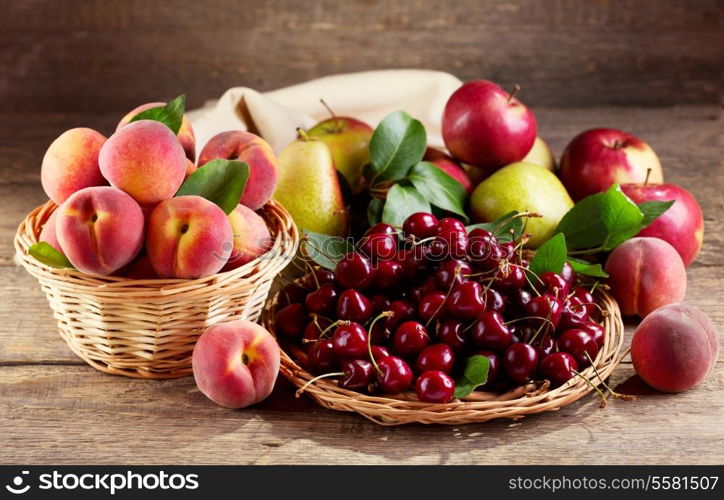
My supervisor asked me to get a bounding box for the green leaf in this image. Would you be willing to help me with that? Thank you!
[454,355,490,399]
[529,233,568,277]
[599,185,645,249]
[381,184,431,227]
[301,230,354,271]
[408,161,468,221]
[175,159,248,214]
[369,111,426,182]
[129,95,186,134]
[466,211,524,243]
[639,200,675,228]
[555,191,609,249]
[28,242,74,269]
[567,257,609,278]
[367,198,384,226]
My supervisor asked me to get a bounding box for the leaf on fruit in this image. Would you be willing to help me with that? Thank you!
[301,230,354,271]
[453,355,490,399]
[598,185,645,249]
[175,159,249,214]
[369,111,426,182]
[381,184,431,227]
[466,211,524,243]
[567,256,609,278]
[367,198,384,226]
[639,200,675,228]
[408,161,468,221]
[555,191,609,249]
[129,95,186,134]
[529,233,567,278]
[28,242,74,269]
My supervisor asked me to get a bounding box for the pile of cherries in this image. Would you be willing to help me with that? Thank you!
[275,212,605,404]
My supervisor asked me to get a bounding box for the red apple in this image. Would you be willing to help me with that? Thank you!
[559,128,663,201]
[423,147,473,194]
[442,80,537,170]
[621,183,704,267]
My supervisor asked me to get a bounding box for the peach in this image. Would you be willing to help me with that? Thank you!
[118,254,158,279]
[41,128,107,204]
[39,210,63,254]
[223,204,273,271]
[631,303,719,392]
[117,101,196,161]
[198,131,278,210]
[99,120,186,206]
[192,319,280,408]
[146,195,233,279]
[55,186,145,275]
[184,158,197,179]
[605,237,687,317]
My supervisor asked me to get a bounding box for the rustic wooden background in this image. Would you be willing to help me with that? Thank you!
[0,0,722,465]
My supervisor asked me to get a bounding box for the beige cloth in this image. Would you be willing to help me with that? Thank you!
[187,70,463,156]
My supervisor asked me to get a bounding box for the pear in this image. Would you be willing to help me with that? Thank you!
[470,161,573,248]
[522,137,556,172]
[274,131,349,237]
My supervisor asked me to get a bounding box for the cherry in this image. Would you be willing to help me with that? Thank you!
[532,335,556,359]
[336,289,373,324]
[470,241,504,270]
[437,217,466,233]
[278,283,307,307]
[500,240,516,259]
[306,339,337,374]
[416,370,455,403]
[434,259,471,289]
[366,222,397,236]
[579,321,605,348]
[447,281,485,320]
[525,294,562,333]
[539,352,578,387]
[372,260,403,290]
[275,303,308,339]
[370,294,391,315]
[425,239,447,262]
[369,321,388,344]
[474,350,501,385]
[557,329,599,368]
[392,321,430,358]
[571,287,596,317]
[437,319,468,352]
[376,355,413,393]
[471,311,512,351]
[301,268,336,289]
[331,322,368,360]
[559,297,589,330]
[338,359,374,390]
[305,283,338,315]
[384,300,416,330]
[506,288,532,314]
[335,252,374,290]
[539,272,569,297]
[503,342,539,384]
[418,292,448,323]
[560,261,575,285]
[403,212,439,240]
[409,278,439,304]
[302,317,332,342]
[416,343,455,374]
[494,264,526,291]
[370,345,391,362]
[398,246,429,280]
[358,232,397,261]
[483,287,506,314]
[436,218,468,259]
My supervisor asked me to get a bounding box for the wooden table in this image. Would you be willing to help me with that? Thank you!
[1,105,722,465]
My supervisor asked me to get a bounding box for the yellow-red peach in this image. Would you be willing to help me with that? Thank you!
[117,102,196,161]
[198,131,278,210]
[223,204,273,271]
[631,303,719,392]
[605,237,686,317]
[99,120,186,206]
[39,210,63,254]
[41,128,107,204]
[184,158,197,179]
[192,319,280,408]
[55,186,145,275]
[146,195,233,279]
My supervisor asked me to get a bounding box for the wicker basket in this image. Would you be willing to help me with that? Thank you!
[264,287,625,425]
[15,199,299,379]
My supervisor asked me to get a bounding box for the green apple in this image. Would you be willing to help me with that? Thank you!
[522,137,556,171]
[470,161,573,248]
[307,117,373,193]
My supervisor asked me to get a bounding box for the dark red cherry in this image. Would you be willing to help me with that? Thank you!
[306,339,337,374]
[471,311,512,351]
[376,355,413,394]
[397,246,429,280]
[335,252,374,290]
[410,278,439,304]
[418,292,448,323]
[305,283,338,315]
[474,350,501,385]
[503,343,539,384]
[278,283,307,307]
[370,294,391,315]
[436,218,468,259]
[447,281,485,320]
[358,232,397,261]
[392,321,430,358]
[506,288,532,314]
[368,320,389,344]
[416,343,455,374]
[372,260,403,290]
[560,262,575,285]
[539,272,569,298]
[467,228,498,260]
[579,321,605,348]
[338,359,375,390]
[500,240,516,259]
[302,317,332,342]
[416,370,455,403]
[366,222,397,236]
[495,265,526,291]
[571,287,596,317]
[275,303,308,339]
[532,335,556,359]
[525,294,562,333]
[437,319,468,352]
[483,287,506,313]
[471,242,504,270]
[336,289,373,324]
[557,329,599,368]
[301,268,336,289]
[434,259,471,289]
[403,212,439,240]
[331,322,369,360]
[539,352,578,387]
[426,239,447,262]
[385,300,416,330]
[370,345,391,362]
[559,297,589,330]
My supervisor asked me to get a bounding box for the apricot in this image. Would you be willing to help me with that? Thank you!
[146,195,233,279]
[55,186,144,275]
[117,101,196,161]
[198,131,278,210]
[38,211,63,254]
[605,237,686,317]
[223,204,273,271]
[99,120,186,206]
[192,319,280,408]
[631,303,719,392]
[41,128,107,204]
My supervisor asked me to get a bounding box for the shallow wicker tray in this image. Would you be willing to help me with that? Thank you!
[15,199,299,379]
[264,286,624,425]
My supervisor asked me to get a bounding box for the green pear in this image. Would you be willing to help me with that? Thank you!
[522,137,557,172]
[470,161,573,248]
[274,132,349,237]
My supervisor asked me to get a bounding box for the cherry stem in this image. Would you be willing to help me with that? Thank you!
[584,352,636,402]
[319,99,342,133]
[296,372,344,397]
[644,167,652,186]
[296,127,310,142]
[491,211,540,238]
[507,84,521,102]
[320,319,350,339]
[573,369,609,408]
[367,311,393,375]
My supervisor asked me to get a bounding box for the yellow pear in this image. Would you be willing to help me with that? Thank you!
[522,137,557,171]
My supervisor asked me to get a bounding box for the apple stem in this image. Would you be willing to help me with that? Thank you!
[612,140,623,149]
[320,99,343,133]
[644,168,652,186]
[296,128,310,141]
[507,84,521,103]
